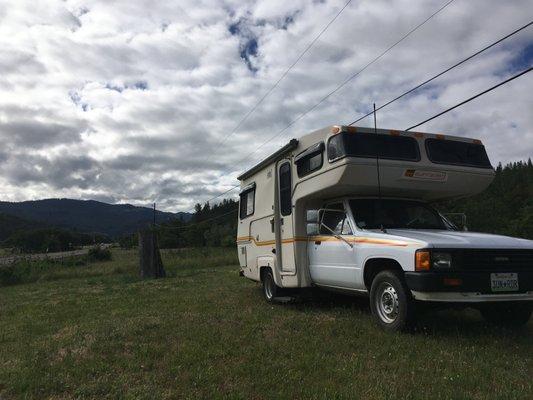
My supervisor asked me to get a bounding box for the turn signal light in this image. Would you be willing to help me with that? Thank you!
[415,250,431,271]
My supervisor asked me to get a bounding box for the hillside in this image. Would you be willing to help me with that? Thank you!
[0,213,48,242]
[0,199,191,238]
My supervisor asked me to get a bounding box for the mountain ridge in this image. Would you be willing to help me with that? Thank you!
[0,198,192,237]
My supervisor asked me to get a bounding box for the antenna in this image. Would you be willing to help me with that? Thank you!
[373,103,386,233]
[373,103,382,200]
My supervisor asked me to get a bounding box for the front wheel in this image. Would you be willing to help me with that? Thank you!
[480,303,532,327]
[370,270,416,332]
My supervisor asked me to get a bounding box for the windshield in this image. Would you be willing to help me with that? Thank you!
[349,199,447,230]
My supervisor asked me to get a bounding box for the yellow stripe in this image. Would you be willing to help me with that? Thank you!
[236,235,414,247]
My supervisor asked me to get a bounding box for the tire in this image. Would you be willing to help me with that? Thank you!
[370,270,416,332]
[261,269,278,302]
[480,303,532,327]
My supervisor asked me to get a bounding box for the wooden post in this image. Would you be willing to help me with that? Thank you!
[138,227,166,278]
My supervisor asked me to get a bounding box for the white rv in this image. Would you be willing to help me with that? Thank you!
[236,125,533,331]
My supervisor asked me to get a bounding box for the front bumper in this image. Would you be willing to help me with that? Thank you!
[405,270,533,303]
[410,290,533,302]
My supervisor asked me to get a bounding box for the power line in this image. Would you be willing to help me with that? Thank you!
[163,69,532,229]
[201,185,240,204]
[177,184,239,216]
[176,2,355,213]
[348,20,533,125]
[181,0,456,206]
[164,69,531,229]
[235,0,457,168]
[217,0,354,147]
[157,207,238,230]
[405,67,532,131]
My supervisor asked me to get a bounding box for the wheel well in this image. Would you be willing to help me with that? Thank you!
[363,258,404,290]
[259,266,272,281]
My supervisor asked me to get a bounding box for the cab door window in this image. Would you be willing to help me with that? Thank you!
[320,203,353,235]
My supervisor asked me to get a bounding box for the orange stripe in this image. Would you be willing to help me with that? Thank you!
[237,235,413,247]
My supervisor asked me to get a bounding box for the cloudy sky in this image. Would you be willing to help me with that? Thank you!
[0,0,531,212]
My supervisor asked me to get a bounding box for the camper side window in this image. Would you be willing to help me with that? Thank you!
[239,189,255,219]
[295,142,324,177]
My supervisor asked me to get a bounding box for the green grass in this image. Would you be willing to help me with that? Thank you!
[0,248,531,399]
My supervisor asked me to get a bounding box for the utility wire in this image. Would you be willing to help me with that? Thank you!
[348,20,533,125]
[176,184,239,216]
[157,207,238,230]
[164,68,531,231]
[181,0,456,207]
[182,62,531,218]
[201,185,240,204]
[181,2,355,212]
[180,5,356,215]
[217,0,354,147]
[235,0,457,168]
[405,67,532,131]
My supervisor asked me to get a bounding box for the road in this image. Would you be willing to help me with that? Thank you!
[0,245,110,266]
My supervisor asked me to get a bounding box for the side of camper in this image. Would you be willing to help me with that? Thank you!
[236,124,494,294]
[236,137,308,295]
[236,125,533,331]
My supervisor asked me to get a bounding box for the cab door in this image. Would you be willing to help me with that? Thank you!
[277,160,295,273]
[308,202,357,288]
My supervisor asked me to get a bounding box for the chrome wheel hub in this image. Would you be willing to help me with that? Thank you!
[376,282,399,324]
[264,276,274,299]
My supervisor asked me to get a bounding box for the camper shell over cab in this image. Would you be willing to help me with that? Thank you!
[237,125,533,331]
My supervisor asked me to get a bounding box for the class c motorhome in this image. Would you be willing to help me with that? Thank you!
[236,125,533,331]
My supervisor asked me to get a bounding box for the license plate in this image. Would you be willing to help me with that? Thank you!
[490,273,519,292]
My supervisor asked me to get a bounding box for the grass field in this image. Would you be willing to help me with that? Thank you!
[0,248,531,399]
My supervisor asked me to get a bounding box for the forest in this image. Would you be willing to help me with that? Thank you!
[438,160,533,238]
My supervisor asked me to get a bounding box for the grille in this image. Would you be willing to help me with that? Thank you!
[452,249,533,271]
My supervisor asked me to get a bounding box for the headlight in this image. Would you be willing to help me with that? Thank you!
[432,252,452,269]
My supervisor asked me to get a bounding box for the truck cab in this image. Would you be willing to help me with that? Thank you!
[237,125,533,331]
[305,197,533,330]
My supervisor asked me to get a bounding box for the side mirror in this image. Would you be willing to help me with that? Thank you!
[306,209,320,223]
[443,213,468,231]
[306,223,319,236]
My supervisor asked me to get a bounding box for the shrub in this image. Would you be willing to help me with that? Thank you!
[88,247,112,262]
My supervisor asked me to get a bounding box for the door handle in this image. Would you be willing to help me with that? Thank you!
[314,240,321,245]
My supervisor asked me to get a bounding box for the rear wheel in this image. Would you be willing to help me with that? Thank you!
[480,303,532,327]
[370,270,416,332]
[261,269,278,302]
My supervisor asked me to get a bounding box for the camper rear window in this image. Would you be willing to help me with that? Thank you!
[425,139,492,168]
[239,187,255,219]
[328,132,420,162]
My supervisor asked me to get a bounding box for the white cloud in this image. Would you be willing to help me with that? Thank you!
[0,0,531,211]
